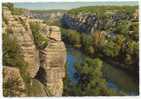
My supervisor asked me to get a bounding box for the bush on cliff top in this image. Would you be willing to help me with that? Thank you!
[3,33,27,70]
[29,22,48,49]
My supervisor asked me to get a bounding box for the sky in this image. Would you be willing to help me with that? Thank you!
[14,1,138,10]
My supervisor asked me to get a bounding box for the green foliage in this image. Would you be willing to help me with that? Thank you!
[68,6,137,17]
[61,28,81,48]
[3,33,27,70]
[62,5,139,96]
[115,20,131,36]
[62,5,139,77]
[3,33,29,96]
[30,22,48,49]
[64,57,117,96]
[103,40,119,57]
[125,40,139,65]
[129,21,139,41]
[81,34,94,55]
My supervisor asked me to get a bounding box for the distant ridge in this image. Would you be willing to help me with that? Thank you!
[14,1,138,10]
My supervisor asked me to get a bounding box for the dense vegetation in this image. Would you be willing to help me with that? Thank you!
[63,57,119,96]
[3,32,27,70]
[68,6,137,17]
[29,22,48,49]
[62,6,139,96]
[61,6,139,76]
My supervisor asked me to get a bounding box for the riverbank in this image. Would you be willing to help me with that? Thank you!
[66,46,139,95]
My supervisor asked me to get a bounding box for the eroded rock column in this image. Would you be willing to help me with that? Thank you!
[40,26,66,96]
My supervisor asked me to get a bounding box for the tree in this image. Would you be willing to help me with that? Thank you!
[81,34,94,55]
[125,40,139,65]
[3,33,27,70]
[115,20,131,36]
[69,31,81,48]
[73,57,116,96]
[129,21,139,41]
[103,40,120,57]
[114,34,126,50]
[61,28,81,48]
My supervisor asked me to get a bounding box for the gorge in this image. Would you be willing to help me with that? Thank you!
[2,3,139,96]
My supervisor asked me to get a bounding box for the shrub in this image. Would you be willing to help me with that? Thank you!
[3,33,27,70]
[29,22,48,49]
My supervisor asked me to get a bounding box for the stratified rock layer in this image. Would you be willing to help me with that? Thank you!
[3,66,26,97]
[3,7,40,78]
[40,27,66,96]
[3,6,66,96]
[61,12,133,34]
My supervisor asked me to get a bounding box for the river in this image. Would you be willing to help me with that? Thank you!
[66,47,139,96]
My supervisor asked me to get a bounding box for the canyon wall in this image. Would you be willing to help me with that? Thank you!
[3,7,66,96]
[61,11,137,34]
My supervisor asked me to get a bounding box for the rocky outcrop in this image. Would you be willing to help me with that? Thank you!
[3,7,40,78]
[3,6,66,96]
[62,13,98,33]
[3,66,26,97]
[61,11,133,33]
[39,26,66,96]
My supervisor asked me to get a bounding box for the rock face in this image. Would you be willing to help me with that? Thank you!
[3,7,40,78]
[61,12,132,33]
[39,26,66,96]
[3,66,26,97]
[49,26,62,41]
[3,6,66,96]
[62,13,97,33]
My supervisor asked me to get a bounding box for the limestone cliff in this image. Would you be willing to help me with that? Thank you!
[40,28,66,96]
[61,9,137,34]
[3,7,40,78]
[3,6,66,96]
